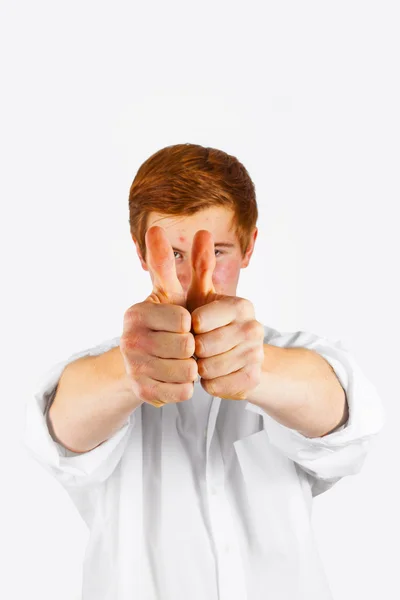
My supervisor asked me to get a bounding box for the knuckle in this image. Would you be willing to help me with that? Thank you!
[149,380,166,403]
[203,384,212,397]
[236,296,254,318]
[244,363,261,386]
[180,383,194,402]
[242,320,262,341]
[133,379,152,402]
[188,359,198,381]
[242,321,254,340]
[201,378,215,396]
[244,345,257,362]
[245,344,263,363]
[124,305,143,328]
[127,356,143,377]
[120,333,141,353]
[249,320,260,336]
[197,358,208,378]
[184,333,195,357]
[233,295,244,307]
[137,379,194,404]
[178,307,192,332]
[195,335,205,356]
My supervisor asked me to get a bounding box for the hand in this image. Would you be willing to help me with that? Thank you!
[120,226,198,408]
[186,230,265,400]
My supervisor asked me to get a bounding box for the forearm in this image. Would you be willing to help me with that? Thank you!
[47,346,143,453]
[246,344,349,438]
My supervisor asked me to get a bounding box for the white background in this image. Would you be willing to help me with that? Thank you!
[1,1,398,598]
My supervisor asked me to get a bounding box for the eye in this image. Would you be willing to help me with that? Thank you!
[173,249,223,259]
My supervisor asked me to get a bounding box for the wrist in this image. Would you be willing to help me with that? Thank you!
[108,345,144,409]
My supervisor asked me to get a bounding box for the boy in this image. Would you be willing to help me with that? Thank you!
[23,143,385,600]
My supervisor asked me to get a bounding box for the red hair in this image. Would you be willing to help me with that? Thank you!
[128,143,258,260]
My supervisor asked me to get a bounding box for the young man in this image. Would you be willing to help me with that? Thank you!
[23,143,385,600]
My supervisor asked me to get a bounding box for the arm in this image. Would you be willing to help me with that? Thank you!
[246,344,349,438]
[242,327,385,496]
[48,345,143,453]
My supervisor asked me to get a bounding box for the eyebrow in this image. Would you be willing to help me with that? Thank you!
[172,242,236,254]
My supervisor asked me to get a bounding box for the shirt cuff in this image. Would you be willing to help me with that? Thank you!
[245,328,386,483]
[22,335,136,488]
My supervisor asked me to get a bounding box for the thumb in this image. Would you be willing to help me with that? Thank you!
[186,229,217,314]
[145,225,186,307]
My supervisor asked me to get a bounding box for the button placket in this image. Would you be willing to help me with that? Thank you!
[205,426,248,600]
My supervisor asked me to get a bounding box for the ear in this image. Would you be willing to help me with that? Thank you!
[241,227,258,269]
[132,235,149,272]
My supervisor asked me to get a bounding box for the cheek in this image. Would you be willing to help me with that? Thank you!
[212,259,240,287]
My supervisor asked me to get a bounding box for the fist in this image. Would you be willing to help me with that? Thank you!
[186,229,265,401]
[120,226,198,408]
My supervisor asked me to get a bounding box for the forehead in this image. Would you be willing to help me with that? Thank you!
[146,206,239,245]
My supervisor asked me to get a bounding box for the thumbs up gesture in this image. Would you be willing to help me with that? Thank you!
[187,230,265,401]
[120,226,197,408]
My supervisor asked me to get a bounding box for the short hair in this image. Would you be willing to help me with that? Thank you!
[128,143,258,261]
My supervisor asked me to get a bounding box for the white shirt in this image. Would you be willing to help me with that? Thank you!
[23,325,385,600]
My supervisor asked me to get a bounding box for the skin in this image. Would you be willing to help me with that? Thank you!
[122,205,348,436]
[123,206,265,404]
[134,206,257,297]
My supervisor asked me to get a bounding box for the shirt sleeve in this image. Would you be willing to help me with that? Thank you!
[245,326,386,497]
[22,335,137,491]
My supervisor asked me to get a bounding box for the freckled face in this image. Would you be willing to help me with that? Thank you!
[139,206,257,297]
